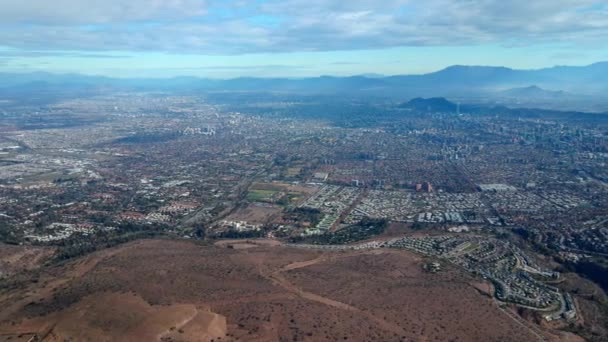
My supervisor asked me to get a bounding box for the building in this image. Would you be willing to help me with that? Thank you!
[313,172,329,182]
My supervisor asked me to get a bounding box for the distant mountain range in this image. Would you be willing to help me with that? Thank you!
[399,97,608,121]
[1,62,608,111]
[497,85,569,99]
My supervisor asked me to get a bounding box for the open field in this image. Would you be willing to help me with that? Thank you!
[249,182,318,195]
[0,244,54,278]
[286,167,302,177]
[0,292,226,342]
[246,189,280,203]
[0,239,585,341]
[247,182,318,205]
[225,204,283,224]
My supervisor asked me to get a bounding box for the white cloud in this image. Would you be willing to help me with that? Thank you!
[0,0,606,54]
[0,0,207,24]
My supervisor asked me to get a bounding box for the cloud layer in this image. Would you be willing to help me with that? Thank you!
[0,0,606,55]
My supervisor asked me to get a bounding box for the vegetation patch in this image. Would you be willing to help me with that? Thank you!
[291,218,388,245]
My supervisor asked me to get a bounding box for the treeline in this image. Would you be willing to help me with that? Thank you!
[213,229,265,239]
[561,257,608,293]
[0,222,22,245]
[290,218,388,245]
[53,222,168,260]
[284,207,323,227]
[512,227,554,256]
[113,132,180,144]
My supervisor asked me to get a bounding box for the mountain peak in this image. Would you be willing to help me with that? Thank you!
[441,64,513,71]
[499,85,568,98]
[401,97,458,113]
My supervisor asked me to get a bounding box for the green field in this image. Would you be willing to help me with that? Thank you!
[246,189,280,202]
[286,167,302,177]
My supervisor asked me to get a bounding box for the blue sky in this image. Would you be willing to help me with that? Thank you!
[0,0,607,78]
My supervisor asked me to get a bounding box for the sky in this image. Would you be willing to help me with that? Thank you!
[0,0,607,78]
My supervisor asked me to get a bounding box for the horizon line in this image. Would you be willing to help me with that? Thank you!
[1,60,607,81]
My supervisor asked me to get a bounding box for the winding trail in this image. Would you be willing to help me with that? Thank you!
[258,253,417,339]
[497,304,547,342]
[0,244,124,323]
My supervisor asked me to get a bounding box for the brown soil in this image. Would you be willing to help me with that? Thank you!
[0,244,54,277]
[0,239,582,341]
[214,238,283,249]
[225,204,283,224]
[0,292,225,342]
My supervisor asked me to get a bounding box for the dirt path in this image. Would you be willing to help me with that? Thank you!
[154,306,199,341]
[0,244,124,322]
[497,302,547,341]
[267,270,357,311]
[279,255,327,272]
[259,255,416,339]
